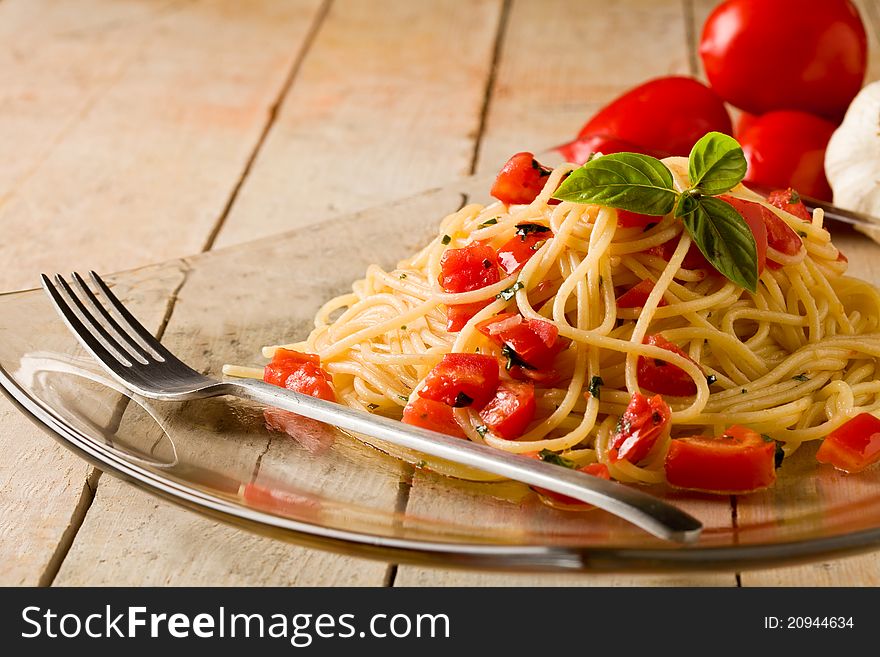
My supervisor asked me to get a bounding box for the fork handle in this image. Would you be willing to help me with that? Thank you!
[222,378,702,544]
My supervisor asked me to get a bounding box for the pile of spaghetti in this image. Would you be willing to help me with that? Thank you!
[226,144,880,494]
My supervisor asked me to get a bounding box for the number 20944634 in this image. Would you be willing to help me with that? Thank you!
[764,617,854,629]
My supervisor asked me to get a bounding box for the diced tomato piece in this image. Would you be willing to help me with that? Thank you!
[477,314,562,370]
[444,301,492,332]
[816,413,880,473]
[718,196,769,275]
[665,425,776,494]
[440,243,500,332]
[263,349,336,402]
[616,279,667,309]
[637,334,701,397]
[402,397,465,438]
[490,152,553,205]
[508,366,561,386]
[616,209,657,229]
[418,353,499,408]
[479,381,536,439]
[608,392,671,463]
[263,349,320,386]
[647,236,716,271]
[767,188,811,222]
[524,452,612,506]
[723,195,802,264]
[837,250,848,264]
[282,363,337,402]
[439,244,500,293]
[497,227,553,275]
[582,463,611,479]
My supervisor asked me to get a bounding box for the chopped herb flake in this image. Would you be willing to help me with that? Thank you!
[588,376,604,399]
[398,395,409,402]
[441,234,451,245]
[400,325,407,330]
[789,190,801,204]
[798,230,808,238]
[479,218,499,228]
[792,373,809,382]
[741,389,747,394]
[497,281,524,301]
[366,403,379,410]
[706,374,717,386]
[643,222,657,232]
[538,449,576,468]
[475,425,488,437]
[515,223,551,240]
[774,442,785,469]
[399,272,407,279]
[453,392,474,408]
[500,343,533,371]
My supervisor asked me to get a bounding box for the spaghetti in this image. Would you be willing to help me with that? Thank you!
[225,154,880,490]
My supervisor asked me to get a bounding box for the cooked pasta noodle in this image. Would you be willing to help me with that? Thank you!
[224,156,880,485]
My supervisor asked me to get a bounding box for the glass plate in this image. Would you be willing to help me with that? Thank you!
[3,147,880,573]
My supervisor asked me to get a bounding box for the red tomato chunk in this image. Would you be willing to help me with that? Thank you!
[263,348,336,402]
[440,243,500,332]
[637,334,702,397]
[497,225,553,275]
[402,397,465,438]
[479,381,536,439]
[490,152,553,205]
[616,279,667,309]
[476,313,562,370]
[418,353,499,408]
[608,392,671,464]
[816,413,880,474]
[665,425,776,494]
[767,188,811,222]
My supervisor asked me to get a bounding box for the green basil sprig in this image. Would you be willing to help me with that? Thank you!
[552,132,758,293]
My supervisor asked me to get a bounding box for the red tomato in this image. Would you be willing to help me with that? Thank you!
[263,349,320,386]
[718,195,769,275]
[665,425,777,493]
[557,133,670,165]
[576,77,732,157]
[616,279,667,309]
[699,0,867,121]
[402,397,465,438]
[816,413,880,473]
[490,152,553,205]
[418,353,499,408]
[526,456,611,506]
[647,235,715,272]
[735,111,759,138]
[637,334,702,397]
[263,349,336,402]
[738,111,837,201]
[616,210,658,229]
[440,243,500,332]
[767,188,811,222]
[608,392,671,464]
[496,227,553,275]
[478,381,536,439]
[476,313,562,370]
[439,244,500,293]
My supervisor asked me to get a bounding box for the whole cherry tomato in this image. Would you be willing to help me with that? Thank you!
[699,0,867,121]
[738,111,837,201]
[575,76,732,158]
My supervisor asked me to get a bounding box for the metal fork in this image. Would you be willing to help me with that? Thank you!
[41,271,702,544]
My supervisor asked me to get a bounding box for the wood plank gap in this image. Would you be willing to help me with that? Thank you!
[37,468,102,587]
[862,0,880,43]
[382,463,415,587]
[200,0,333,252]
[682,0,700,77]
[467,0,512,175]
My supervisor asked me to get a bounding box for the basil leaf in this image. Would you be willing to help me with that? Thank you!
[681,196,758,293]
[688,132,747,196]
[552,152,677,216]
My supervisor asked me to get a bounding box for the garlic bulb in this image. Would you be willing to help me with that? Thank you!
[825,81,880,242]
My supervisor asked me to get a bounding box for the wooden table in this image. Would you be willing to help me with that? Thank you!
[2,0,879,587]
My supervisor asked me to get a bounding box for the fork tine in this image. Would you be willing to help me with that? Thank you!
[40,274,133,372]
[88,271,174,363]
[70,272,152,364]
[52,275,136,367]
